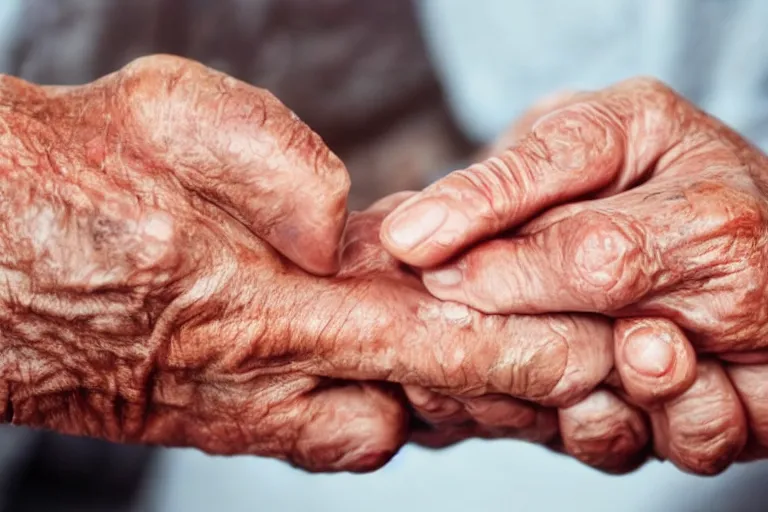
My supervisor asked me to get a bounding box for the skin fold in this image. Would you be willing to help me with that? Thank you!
[0,55,641,473]
[382,77,768,475]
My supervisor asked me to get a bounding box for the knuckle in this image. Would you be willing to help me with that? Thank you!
[122,54,190,75]
[566,211,654,310]
[669,367,747,475]
[446,162,518,229]
[612,76,684,138]
[405,386,464,422]
[293,395,405,474]
[499,316,572,404]
[561,391,648,470]
[463,395,537,429]
[679,183,768,346]
[116,56,197,144]
[541,316,612,406]
[690,181,764,238]
[673,422,744,475]
[329,428,403,474]
[529,102,620,175]
[619,76,681,115]
[626,76,677,98]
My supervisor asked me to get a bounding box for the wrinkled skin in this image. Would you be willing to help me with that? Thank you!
[382,77,768,475]
[0,55,624,473]
[7,0,470,210]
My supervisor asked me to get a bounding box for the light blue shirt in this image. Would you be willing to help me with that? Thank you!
[418,0,768,151]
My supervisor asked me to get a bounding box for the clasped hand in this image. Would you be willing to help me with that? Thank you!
[2,56,767,476]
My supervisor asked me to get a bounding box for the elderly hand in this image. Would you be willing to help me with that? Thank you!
[348,193,652,474]
[380,78,768,474]
[0,56,627,473]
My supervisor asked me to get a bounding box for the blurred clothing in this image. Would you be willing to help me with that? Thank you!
[0,0,467,209]
[419,0,768,150]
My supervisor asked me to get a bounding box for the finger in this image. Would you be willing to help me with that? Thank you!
[287,202,614,407]
[409,403,559,448]
[406,387,560,440]
[481,90,585,159]
[380,77,686,267]
[727,364,768,450]
[559,389,650,473]
[120,55,350,275]
[421,206,658,314]
[460,395,560,444]
[654,361,747,475]
[339,192,419,277]
[303,283,614,407]
[289,383,407,473]
[403,385,470,425]
[458,394,540,429]
[614,318,697,407]
[410,424,479,449]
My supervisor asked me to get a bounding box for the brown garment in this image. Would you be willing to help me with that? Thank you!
[5,0,473,208]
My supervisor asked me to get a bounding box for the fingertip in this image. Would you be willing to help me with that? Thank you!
[379,197,454,266]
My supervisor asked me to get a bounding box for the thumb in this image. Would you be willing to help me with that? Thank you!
[380,78,683,268]
[120,55,350,275]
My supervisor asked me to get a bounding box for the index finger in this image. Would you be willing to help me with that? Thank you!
[380,77,686,268]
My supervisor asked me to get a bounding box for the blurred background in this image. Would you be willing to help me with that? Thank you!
[2,0,768,510]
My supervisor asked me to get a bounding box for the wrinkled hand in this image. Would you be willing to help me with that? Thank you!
[350,193,651,474]
[0,56,628,473]
[381,78,768,474]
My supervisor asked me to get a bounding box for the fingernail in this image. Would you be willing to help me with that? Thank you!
[424,267,463,287]
[625,330,675,377]
[385,200,449,251]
